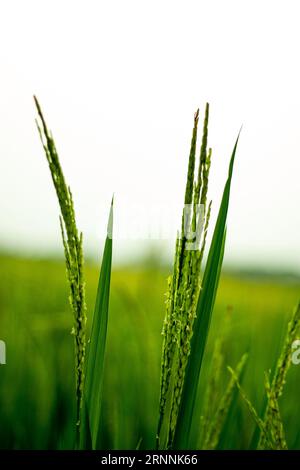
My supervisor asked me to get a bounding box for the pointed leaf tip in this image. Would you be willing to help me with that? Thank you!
[107,200,113,239]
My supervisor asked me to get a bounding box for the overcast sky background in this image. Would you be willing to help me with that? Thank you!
[0,0,299,270]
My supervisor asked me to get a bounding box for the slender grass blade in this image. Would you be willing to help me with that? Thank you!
[80,200,113,449]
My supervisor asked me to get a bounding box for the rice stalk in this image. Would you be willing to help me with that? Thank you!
[199,337,224,448]
[258,302,300,449]
[272,302,300,398]
[34,96,87,429]
[158,110,201,436]
[173,132,240,449]
[203,353,248,450]
[263,370,287,450]
[199,305,233,447]
[157,105,212,448]
[227,365,274,449]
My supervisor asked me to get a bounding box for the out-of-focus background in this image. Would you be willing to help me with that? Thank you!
[0,0,300,449]
[0,256,299,449]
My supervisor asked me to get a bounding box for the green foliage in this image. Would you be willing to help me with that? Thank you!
[34,97,87,427]
[172,130,240,450]
[203,353,248,450]
[263,371,287,449]
[0,255,299,449]
[157,103,240,449]
[157,105,212,448]
[230,302,300,450]
[1,102,299,452]
[80,202,113,449]
[35,98,115,449]
[258,302,300,449]
[198,307,232,448]
[199,336,224,448]
[228,365,274,449]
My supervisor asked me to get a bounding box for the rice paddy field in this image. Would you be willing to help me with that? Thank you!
[2,0,300,458]
[0,253,299,450]
[0,100,298,453]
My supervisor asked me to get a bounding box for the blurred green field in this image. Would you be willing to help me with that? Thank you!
[0,253,299,449]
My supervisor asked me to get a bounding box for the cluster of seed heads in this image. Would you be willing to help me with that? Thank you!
[229,302,300,450]
[158,104,212,448]
[34,97,87,427]
[258,301,300,449]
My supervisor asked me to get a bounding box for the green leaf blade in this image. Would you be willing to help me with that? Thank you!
[80,200,113,449]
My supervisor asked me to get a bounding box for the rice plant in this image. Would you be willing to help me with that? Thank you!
[229,302,300,450]
[35,97,113,449]
[157,104,240,449]
[33,98,300,452]
[157,105,211,449]
[228,365,274,449]
[34,101,245,451]
[202,353,248,450]
[259,302,300,448]
[34,97,87,429]
[198,306,232,448]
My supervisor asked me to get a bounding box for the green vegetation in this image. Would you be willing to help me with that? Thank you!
[229,302,300,450]
[0,255,299,449]
[34,98,113,449]
[79,202,113,450]
[157,106,212,449]
[34,97,87,429]
[0,102,299,450]
[157,104,240,449]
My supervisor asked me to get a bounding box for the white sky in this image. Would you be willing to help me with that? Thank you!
[0,0,299,270]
